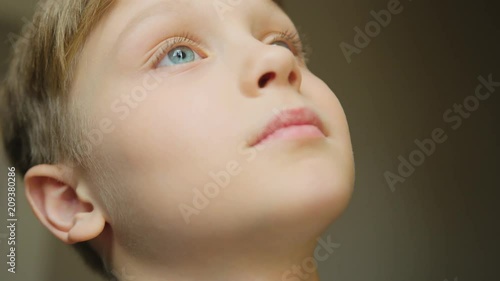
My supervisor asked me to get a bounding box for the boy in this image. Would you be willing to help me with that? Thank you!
[1,0,355,280]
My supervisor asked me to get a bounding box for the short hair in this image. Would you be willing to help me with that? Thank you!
[1,0,115,278]
[0,0,284,279]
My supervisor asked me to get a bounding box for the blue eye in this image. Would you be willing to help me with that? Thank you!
[158,46,201,67]
[272,41,292,50]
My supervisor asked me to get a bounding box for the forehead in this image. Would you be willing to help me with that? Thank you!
[108,0,286,38]
[103,0,290,55]
[74,0,292,97]
[113,0,281,16]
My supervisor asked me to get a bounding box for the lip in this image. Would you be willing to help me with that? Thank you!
[249,107,328,147]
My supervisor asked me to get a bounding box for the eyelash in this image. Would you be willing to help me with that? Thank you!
[269,29,308,60]
[149,30,309,68]
[150,31,203,67]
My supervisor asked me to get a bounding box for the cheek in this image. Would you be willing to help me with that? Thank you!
[302,72,354,180]
[93,75,247,214]
[302,73,351,140]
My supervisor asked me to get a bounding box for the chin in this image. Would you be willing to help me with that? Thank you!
[293,169,351,212]
[218,138,354,236]
[238,164,352,236]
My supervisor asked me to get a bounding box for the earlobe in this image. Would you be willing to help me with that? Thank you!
[67,209,106,244]
[24,164,106,244]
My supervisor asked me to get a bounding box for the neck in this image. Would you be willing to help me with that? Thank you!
[108,237,326,281]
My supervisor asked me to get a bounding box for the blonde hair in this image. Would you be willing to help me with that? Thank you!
[1,0,115,278]
[1,0,284,279]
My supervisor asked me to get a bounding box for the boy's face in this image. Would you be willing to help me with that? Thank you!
[75,0,354,260]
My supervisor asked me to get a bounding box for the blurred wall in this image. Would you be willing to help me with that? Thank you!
[285,1,499,281]
[0,0,499,281]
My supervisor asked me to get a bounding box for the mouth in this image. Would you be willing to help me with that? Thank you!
[249,107,328,147]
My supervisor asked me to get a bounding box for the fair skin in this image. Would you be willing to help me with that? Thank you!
[24,0,354,280]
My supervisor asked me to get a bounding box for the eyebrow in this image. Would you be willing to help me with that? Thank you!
[114,1,180,51]
[117,0,281,38]
[114,0,283,55]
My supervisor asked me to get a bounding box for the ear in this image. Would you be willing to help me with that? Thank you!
[24,164,106,244]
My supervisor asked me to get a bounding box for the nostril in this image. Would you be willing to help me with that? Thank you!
[258,72,276,88]
[288,71,297,85]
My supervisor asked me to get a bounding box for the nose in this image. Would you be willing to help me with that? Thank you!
[239,43,302,95]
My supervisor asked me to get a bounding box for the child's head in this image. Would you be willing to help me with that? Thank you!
[1,0,354,279]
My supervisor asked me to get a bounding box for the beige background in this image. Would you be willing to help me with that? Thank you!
[1,0,499,281]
